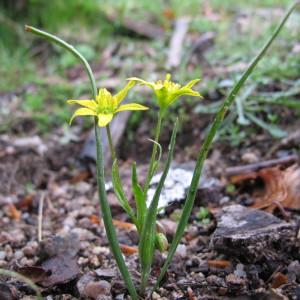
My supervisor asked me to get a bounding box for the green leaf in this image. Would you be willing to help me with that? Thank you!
[131,162,146,232]
[153,2,300,293]
[246,112,287,138]
[139,118,179,293]
[112,160,138,226]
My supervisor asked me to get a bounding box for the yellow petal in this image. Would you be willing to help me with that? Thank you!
[97,88,113,106]
[183,78,201,89]
[115,103,149,113]
[67,99,98,110]
[127,77,155,89]
[97,113,113,127]
[114,81,136,104]
[69,108,97,124]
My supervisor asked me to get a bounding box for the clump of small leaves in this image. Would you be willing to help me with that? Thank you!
[25,3,299,298]
[197,206,211,225]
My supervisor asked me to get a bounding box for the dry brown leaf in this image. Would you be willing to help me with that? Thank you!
[15,194,33,210]
[271,272,288,288]
[89,215,101,225]
[120,244,138,256]
[207,260,231,269]
[70,170,91,184]
[7,204,21,220]
[187,286,197,300]
[17,266,49,283]
[112,220,136,231]
[231,164,300,212]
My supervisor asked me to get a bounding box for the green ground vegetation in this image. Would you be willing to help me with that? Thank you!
[0,0,299,138]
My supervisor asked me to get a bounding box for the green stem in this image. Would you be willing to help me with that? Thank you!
[94,125,138,300]
[25,25,97,99]
[25,25,138,300]
[106,124,116,162]
[143,114,162,195]
[139,119,179,294]
[153,1,300,291]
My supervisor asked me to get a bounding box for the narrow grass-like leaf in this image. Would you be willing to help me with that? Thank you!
[139,118,179,293]
[147,138,163,178]
[132,162,146,232]
[153,2,300,291]
[143,114,163,195]
[25,25,139,300]
[246,112,287,138]
[112,160,138,225]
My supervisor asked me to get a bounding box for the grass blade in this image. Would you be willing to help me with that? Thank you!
[112,160,138,225]
[153,1,300,291]
[132,162,146,232]
[246,112,287,138]
[139,118,179,293]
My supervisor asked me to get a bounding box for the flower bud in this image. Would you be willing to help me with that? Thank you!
[156,233,169,252]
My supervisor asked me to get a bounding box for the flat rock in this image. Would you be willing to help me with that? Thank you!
[211,205,296,262]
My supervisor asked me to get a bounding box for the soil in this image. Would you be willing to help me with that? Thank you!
[1,106,300,300]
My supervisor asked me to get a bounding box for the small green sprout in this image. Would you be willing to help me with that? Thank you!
[197,206,210,225]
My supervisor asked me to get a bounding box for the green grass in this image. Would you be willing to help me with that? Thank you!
[0,0,299,136]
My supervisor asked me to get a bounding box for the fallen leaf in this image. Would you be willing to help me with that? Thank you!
[271,272,288,288]
[207,260,231,269]
[15,195,33,210]
[89,215,101,225]
[17,266,49,284]
[39,254,80,288]
[187,286,197,300]
[70,170,91,184]
[90,216,136,231]
[7,204,21,220]
[230,164,300,212]
[112,220,136,231]
[120,244,137,256]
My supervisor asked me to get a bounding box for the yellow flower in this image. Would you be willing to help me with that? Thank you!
[128,74,202,115]
[67,81,148,127]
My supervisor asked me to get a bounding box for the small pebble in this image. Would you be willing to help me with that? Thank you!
[0,251,6,260]
[84,280,111,299]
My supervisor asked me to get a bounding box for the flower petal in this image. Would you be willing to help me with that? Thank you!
[127,77,155,89]
[114,81,136,104]
[115,103,149,113]
[182,78,201,89]
[97,113,113,127]
[69,108,97,124]
[97,88,113,106]
[172,88,201,99]
[67,99,98,110]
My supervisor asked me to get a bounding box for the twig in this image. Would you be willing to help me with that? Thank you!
[225,154,299,177]
[38,192,45,242]
[167,17,190,69]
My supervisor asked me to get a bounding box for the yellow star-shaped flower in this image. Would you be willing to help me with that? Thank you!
[67,81,148,127]
[128,74,202,115]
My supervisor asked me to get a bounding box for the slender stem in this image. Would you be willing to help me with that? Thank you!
[25,25,97,99]
[106,124,116,162]
[143,114,162,195]
[153,1,300,291]
[94,124,138,300]
[139,119,179,295]
[25,25,138,300]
